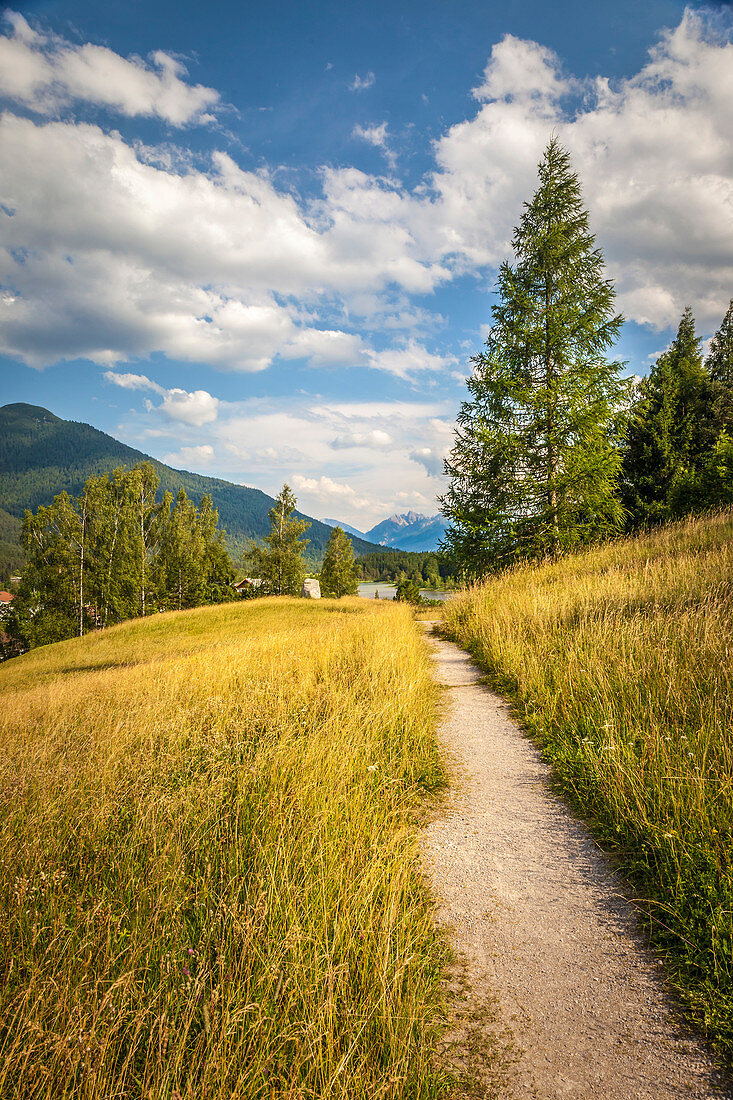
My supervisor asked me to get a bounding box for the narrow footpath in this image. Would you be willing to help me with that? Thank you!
[421,625,729,1099]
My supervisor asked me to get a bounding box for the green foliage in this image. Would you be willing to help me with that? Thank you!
[395,576,422,604]
[320,526,359,598]
[441,139,626,576]
[708,298,733,395]
[7,463,235,653]
[0,509,23,585]
[622,306,732,527]
[0,404,382,572]
[357,548,458,586]
[243,484,310,596]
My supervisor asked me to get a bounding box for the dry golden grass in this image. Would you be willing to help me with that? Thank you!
[0,597,448,1099]
[444,512,733,1054]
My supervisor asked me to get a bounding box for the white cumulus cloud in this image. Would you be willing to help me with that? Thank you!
[159,388,219,426]
[1,7,732,378]
[104,371,219,425]
[0,12,219,124]
[164,443,215,467]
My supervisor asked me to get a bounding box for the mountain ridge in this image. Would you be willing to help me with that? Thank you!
[0,403,384,563]
[326,509,448,552]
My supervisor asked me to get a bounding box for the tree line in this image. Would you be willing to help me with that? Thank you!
[6,462,234,653]
[441,138,732,576]
[356,548,457,586]
[3,477,370,660]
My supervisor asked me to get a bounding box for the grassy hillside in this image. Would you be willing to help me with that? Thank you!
[0,403,382,565]
[443,511,733,1055]
[0,598,447,1099]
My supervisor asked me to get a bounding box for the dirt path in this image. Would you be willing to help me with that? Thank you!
[421,625,729,1099]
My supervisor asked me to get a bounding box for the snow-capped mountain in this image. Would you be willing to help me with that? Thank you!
[325,511,448,552]
[364,511,447,551]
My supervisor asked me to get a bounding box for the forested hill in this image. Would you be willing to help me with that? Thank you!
[0,403,382,562]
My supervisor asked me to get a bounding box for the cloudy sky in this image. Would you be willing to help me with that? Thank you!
[1,0,732,527]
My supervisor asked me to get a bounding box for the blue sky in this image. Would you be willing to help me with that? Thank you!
[1,0,732,526]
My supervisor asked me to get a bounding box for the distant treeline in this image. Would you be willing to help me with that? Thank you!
[5,462,234,655]
[356,548,457,585]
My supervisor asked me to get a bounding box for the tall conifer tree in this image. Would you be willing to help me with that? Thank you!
[621,307,715,525]
[441,138,626,573]
[707,299,733,431]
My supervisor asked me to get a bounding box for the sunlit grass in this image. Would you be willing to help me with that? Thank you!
[0,597,448,1099]
[444,511,733,1055]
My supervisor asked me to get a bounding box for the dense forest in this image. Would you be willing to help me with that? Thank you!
[357,548,458,586]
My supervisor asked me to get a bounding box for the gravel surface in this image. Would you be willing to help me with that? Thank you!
[422,625,730,1099]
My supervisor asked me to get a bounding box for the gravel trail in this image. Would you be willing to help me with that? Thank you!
[422,625,729,1099]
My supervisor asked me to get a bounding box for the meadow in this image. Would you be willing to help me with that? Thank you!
[443,512,733,1055]
[0,598,447,1099]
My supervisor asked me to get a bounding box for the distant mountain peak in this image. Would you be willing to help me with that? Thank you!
[363,511,447,552]
[384,510,429,526]
[2,403,61,423]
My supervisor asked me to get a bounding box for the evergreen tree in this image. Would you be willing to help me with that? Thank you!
[707,299,733,432]
[320,526,359,598]
[243,484,310,596]
[198,494,236,604]
[395,576,421,604]
[441,138,626,574]
[621,307,715,525]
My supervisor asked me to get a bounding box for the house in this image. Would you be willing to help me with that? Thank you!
[233,578,263,594]
[0,592,13,619]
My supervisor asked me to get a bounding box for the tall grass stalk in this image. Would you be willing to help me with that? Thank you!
[0,598,447,1099]
[444,512,733,1054]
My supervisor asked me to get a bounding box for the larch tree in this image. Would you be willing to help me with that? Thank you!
[320,526,359,598]
[441,138,626,575]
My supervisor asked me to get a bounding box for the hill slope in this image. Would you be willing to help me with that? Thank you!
[0,597,445,1096]
[0,403,382,562]
[444,511,733,1055]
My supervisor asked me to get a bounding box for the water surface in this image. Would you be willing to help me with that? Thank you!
[357,582,450,602]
